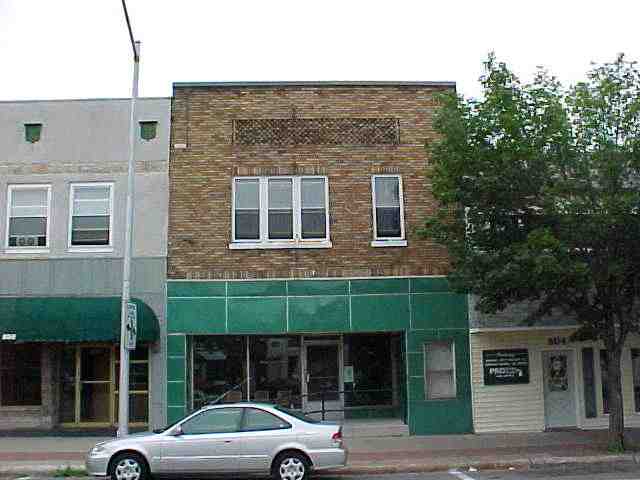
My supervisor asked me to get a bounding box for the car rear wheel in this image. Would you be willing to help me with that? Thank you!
[109,452,149,480]
[273,452,309,480]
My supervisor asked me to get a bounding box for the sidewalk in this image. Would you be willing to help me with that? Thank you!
[0,430,638,476]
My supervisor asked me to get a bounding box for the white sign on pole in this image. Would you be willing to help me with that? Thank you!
[126,302,137,351]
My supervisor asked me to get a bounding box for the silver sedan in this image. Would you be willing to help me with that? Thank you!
[86,403,347,480]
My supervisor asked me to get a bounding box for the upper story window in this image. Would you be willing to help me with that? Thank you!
[69,183,113,250]
[371,175,406,247]
[230,176,330,250]
[139,121,158,141]
[24,123,42,143]
[6,185,51,251]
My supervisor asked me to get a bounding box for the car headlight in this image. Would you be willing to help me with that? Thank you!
[89,443,107,456]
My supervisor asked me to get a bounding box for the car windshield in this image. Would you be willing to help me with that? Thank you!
[153,409,199,433]
[275,406,319,424]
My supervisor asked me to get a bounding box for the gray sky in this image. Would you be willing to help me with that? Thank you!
[1,0,638,101]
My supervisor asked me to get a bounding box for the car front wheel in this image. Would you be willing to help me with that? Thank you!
[273,452,309,480]
[109,452,149,480]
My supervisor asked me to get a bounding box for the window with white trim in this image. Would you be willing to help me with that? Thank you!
[6,185,51,250]
[371,175,406,246]
[69,183,113,248]
[424,341,457,400]
[231,176,330,249]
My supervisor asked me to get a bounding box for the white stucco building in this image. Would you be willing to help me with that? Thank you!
[0,98,170,431]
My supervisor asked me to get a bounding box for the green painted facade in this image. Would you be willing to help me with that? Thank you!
[166,276,472,435]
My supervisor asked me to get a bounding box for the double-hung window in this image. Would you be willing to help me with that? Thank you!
[371,175,406,247]
[231,176,330,249]
[6,185,51,251]
[69,183,113,250]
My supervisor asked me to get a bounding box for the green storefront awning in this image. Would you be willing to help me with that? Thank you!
[0,297,159,343]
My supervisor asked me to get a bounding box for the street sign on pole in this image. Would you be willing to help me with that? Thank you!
[118,0,140,437]
[126,302,137,351]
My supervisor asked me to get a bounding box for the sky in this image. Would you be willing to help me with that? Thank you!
[1,0,639,101]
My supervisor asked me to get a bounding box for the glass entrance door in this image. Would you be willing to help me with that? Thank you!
[303,341,343,420]
[59,345,149,426]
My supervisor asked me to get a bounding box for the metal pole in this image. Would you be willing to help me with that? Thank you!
[117,30,140,436]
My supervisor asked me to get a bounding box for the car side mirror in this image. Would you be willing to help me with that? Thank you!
[171,425,184,436]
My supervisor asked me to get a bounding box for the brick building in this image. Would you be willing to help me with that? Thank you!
[0,98,170,430]
[166,82,472,435]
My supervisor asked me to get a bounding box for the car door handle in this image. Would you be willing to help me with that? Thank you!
[224,440,233,443]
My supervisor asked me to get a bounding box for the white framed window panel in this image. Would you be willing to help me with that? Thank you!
[424,341,457,400]
[371,174,407,247]
[67,182,114,252]
[5,184,52,253]
[230,176,331,250]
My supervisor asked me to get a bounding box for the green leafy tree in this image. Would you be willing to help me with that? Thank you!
[424,54,640,448]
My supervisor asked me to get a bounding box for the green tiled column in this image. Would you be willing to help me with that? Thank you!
[167,334,187,424]
[405,329,472,435]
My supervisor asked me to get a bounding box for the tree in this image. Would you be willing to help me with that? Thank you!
[424,54,640,449]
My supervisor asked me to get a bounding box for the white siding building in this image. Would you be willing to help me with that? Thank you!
[470,298,640,432]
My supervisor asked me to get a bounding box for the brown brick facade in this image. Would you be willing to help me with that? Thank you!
[168,84,452,280]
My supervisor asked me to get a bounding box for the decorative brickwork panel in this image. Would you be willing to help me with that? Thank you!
[233,118,399,145]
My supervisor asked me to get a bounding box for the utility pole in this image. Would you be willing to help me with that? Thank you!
[118,0,140,438]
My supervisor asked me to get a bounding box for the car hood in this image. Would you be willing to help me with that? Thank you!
[97,431,160,448]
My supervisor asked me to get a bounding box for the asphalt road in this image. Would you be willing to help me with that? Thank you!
[316,464,640,480]
[6,465,640,480]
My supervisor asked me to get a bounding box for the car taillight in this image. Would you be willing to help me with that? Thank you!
[332,430,342,443]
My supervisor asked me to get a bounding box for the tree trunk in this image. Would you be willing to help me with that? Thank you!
[607,347,625,450]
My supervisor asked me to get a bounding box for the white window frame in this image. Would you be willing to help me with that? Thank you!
[67,182,115,253]
[5,184,52,253]
[230,176,331,250]
[424,340,457,400]
[371,174,407,247]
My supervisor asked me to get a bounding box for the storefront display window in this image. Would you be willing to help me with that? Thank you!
[115,347,150,424]
[192,336,246,409]
[0,344,41,406]
[249,336,301,408]
[632,349,640,413]
[344,335,393,407]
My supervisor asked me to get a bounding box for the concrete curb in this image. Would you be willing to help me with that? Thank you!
[0,453,637,477]
[0,462,85,475]
[322,453,640,476]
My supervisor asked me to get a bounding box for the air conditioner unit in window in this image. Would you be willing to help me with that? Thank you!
[14,235,40,247]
